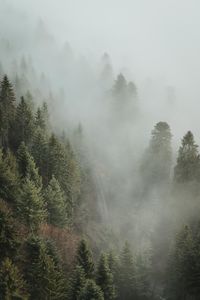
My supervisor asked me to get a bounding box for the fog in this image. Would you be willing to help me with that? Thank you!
[1,0,200,251]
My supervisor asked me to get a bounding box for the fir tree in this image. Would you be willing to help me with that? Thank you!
[96,254,116,300]
[31,128,49,185]
[17,142,42,188]
[140,121,172,189]
[16,178,46,231]
[12,96,35,150]
[174,131,200,183]
[0,75,16,149]
[78,279,104,300]
[0,200,19,261]
[25,236,66,299]
[67,265,86,300]
[0,149,19,202]
[0,258,28,299]
[76,239,94,279]
[44,176,67,227]
[118,242,136,300]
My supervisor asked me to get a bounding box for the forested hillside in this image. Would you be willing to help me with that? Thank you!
[1,1,200,299]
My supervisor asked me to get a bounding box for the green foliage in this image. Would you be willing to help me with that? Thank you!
[31,128,49,185]
[67,265,86,300]
[174,131,200,183]
[0,149,19,202]
[76,239,94,279]
[25,236,66,300]
[16,178,46,231]
[96,254,116,300]
[47,134,81,219]
[0,258,28,300]
[0,201,19,261]
[0,75,16,149]
[44,176,68,227]
[78,279,104,300]
[141,121,172,188]
[166,225,200,299]
[118,242,136,300]
[35,102,49,132]
[17,142,42,188]
[12,96,35,150]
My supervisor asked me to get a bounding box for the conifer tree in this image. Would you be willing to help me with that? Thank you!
[44,176,67,227]
[0,149,19,202]
[0,201,19,260]
[96,254,116,300]
[35,102,49,132]
[0,258,28,299]
[12,96,35,150]
[31,128,49,185]
[25,236,66,299]
[67,265,86,300]
[17,142,42,188]
[174,131,200,183]
[76,239,94,279]
[0,75,16,149]
[118,242,136,300]
[16,178,46,231]
[78,279,104,300]
[140,121,172,189]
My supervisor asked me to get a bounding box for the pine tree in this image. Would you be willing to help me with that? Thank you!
[96,254,115,300]
[107,251,120,296]
[0,75,16,149]
[31,128,49,185]
[118,242,136,300]
[16,178,46,231]
[35,102,49,132]
[134,253,151,300]
[166,225,200,299]
[12,96,35,150]
[0,200,19,261]
[25,236,66,299]
[0,258,28,299]
[78,279,104,300]
[44,176,67,227]
[0,149,19,202]
[140,121,172,189]
[174,131,200,183]
[17,142,42,188]
[67,265,86,300]
[76,239,94,279]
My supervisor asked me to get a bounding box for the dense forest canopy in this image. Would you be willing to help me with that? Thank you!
[0,0,200,299]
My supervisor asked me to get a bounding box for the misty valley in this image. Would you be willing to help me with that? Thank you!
[0,1,200,300]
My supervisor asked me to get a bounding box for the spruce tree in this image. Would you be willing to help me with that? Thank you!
[31,128,49,185]
[140,121,172,189]
[0,258,28,299]
[44,176,67,227]
[17,142,42,188]
[0,75,16,149]
[174,131,200,183]
[12,96,35,150]
[25,236,66,299]
[16,178,46,231]
[78,279,104,300]
[118,242,136,300]
[67,265,86,300]
[0,200,19,260]
[96,254,115,300]
[0,149,19,202]
[76,239,94,279]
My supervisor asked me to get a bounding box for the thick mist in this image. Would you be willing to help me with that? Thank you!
[1,0,200,252]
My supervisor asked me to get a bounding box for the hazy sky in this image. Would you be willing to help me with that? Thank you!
[1,0,200,142]
[8,0,200,84]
